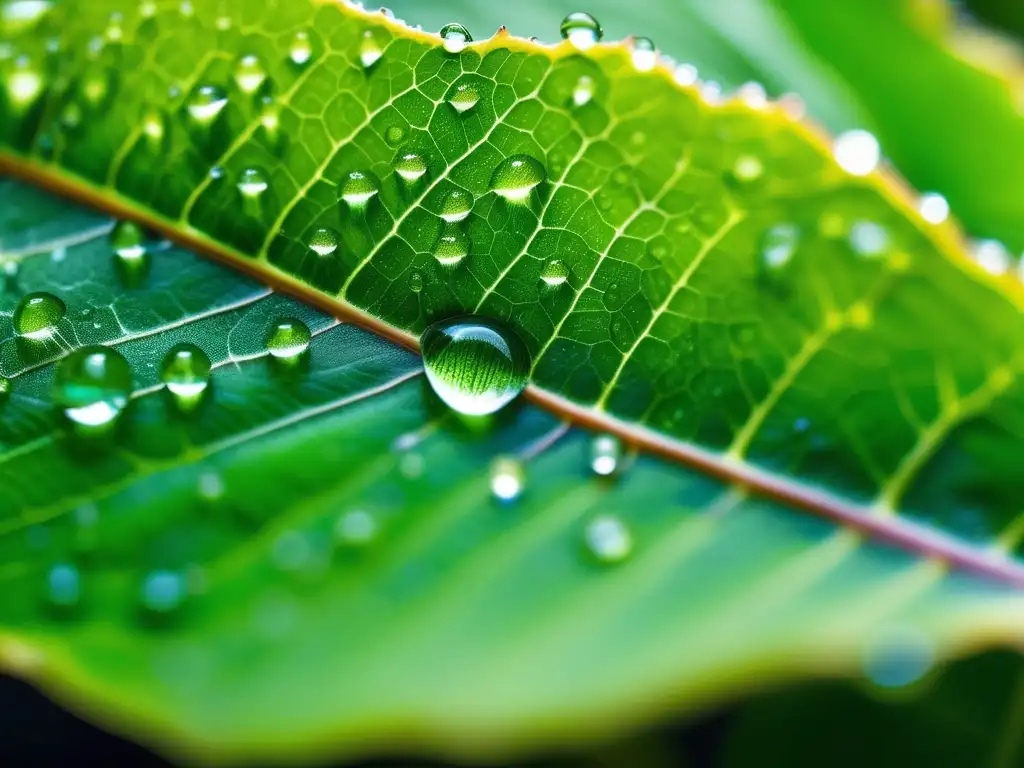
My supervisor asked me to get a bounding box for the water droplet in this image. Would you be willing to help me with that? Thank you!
[540,259,569,287]
[730,154,763,184]
[13,291,65,339]
[738,81,768,109]
[186,84,228,124]
[674,62,698,86]
[395,151,427,183]
[918,192,949,225]
[141,569,185,614]
[339,170,379,208]
[266,318,311,361]
[408,270,424,293]
[141,107,167,149]
[631,36,656,71]
[490,456,524,502]
[5,55,44,109]
[309,227,339,257]
[584,515,632,564]
[290,30,313,66]
[234,54,267,95]
[448,82,479,113]
[833,129,880,176]
[335,509,377,547]
[589,434,622,476]
[198,471,224,500]
[863,625,934,689]
[359,30,382,68]
[572,75,595,107]
[973,239,1011,275]
[760,223,799,270]
[110,220,146,262]
[53,345,132,429]
[848,220,889,258]
[439,22,472,53]
[420,316,530,416]
[384,124,405,146]
[435,189,471,225]
[160,343,211,411]
[432,223,469,267]
[560,12,602,51]
[237,167,268,198]
[0,376,10,403]
[46,563,81,609]
[490,154,545,202]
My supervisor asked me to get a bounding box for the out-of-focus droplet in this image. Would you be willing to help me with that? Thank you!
[46,563,81,610]
[234,53,267,95]
[674,62,698,86]
[160,342,211,411]
[110,220,146,262]
[631,37,656,71]
[572,75,594,107]
[289,30,313,66]
[848,220,890,258]
[335,509,377,547]
[833,129,880,176]
[584,515,632,564]
[918,192,949,225]
[973,239,1011,275]
[730,154,764,185]
[141,569,185,614]
[359,30,382,68]
[759,223,800,271]
[589,434,622,476]
[489,456,525,502]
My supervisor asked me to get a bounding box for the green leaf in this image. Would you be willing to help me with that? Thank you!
[1,0,1023,762]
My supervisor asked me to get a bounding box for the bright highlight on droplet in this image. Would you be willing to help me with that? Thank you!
[339,170,380,208]
[584,515,632,564]
[572,75,595,107]
[674,63,698,86]
[395,151,427,183]
[359,31,381,68]
[439,22,472,53]
[266,317,312,361]
[186,84,228,124]
[590,434,622,476]
[918,192,949,225]
[489,456,525,502]
[540,259,569,287]
[53,345,132,429]
[973,239,1011,275]
[309,227,339,257]
[13,291,65,339]
[560,11,603,51]
[631,37,656,72]
[439,188,473,222]
[833,129,880,176]
[160,342,211,410]
[760,223,800,270]
[234,54,267,95]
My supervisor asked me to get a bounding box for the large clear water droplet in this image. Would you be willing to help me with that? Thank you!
[490,154,545,202]
[589,434,622,476]
[448,82,479,113]
[395,151,427,183]
[266,318,311,361]
[440,188,473,222]
[309,227,339,257]
[584,515,632,564]
[110,220,146,262]
[432,223,469,267]
[289,30,313,66]
[420,316,530,416]
[540,259,569,287]
[490,456,525,502]
[13,291,65,339]
[560,12,602,51]
[53,345,132,429]
[339,170,379,208]
[160,342,211,411]
[439,22,472,53]
[234,53,267,95]
[359,30,382,68]
[631,36,656,71]
[186,84,228,124]
[760,223,799,271]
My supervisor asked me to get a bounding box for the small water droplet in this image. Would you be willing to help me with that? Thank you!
[395,151,427,183]
[160,343,211,411]
[490,154,545,202]
[918,192,949,225]
[46,563,81,610]
[674,62,698,86]
[540,259,569,287]
[141,107,167,149]
[309,227,339,257]
[973,239,1011,275]
[737,81,768,109]
[730,154,763,184]
[833,129,880,176]
[237,167,268,198]
[572,75,595,107]
[234,53,267,95]
[432,223,469,267]
[439,22,472,53]
[589,434,622,476]
[289,30,313,66]
[848,220,889,258]
[560,11,602,51]
[53,345,132,429]
[266,317,311,361]
[863,625,934,689]
[13,291,65,339]
[490,456,525,502]
[186,84,228,124]
[408,270,424,293]
[335,509,377,547]
[141,569,185,614]
[339,170,380,208]
[384,124,405,146]
[439,188,473,222]
[448,82,479,113]
[421,316,530,416]
[760,223,800,270]
[631,36,656,71]
[359,30,382,68]
[110,220,146,262]
[584,515,632,564]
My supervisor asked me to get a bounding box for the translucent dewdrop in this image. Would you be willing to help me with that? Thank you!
[395,151,427,183]
[53,345,132,429]
[266,317,312,360]
[439,188,473,222]
[160,342,211,410]
[448,82,479,113]
[13,291,65,339]
[490,154,546,202]
[439,22,472,54]
[489,457,525,502]
[234,54,267,95]
[359,31,381,68]
[290,31,313,66]
[186,84,228,124]
[572,75,594,107]
[432,223,469,267]
[674,63,698,86]
[631,37,656,72]
[589,434,622,476]
[584,515,632,564]
[918,192,949,225]
[540,259,569,287]
[110,220,146,261]
[309,227,339,256]
[560,12,602,51]
[760,223,800,270]
[738,81,768,109]
[848,220,890,258]
[236,167,269,198]
[833,129,880,176]
[339,170,379,208]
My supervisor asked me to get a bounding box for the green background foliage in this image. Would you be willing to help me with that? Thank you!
[1,0,1023,763]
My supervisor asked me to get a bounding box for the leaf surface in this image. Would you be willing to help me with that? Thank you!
[0,0,1023,762]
